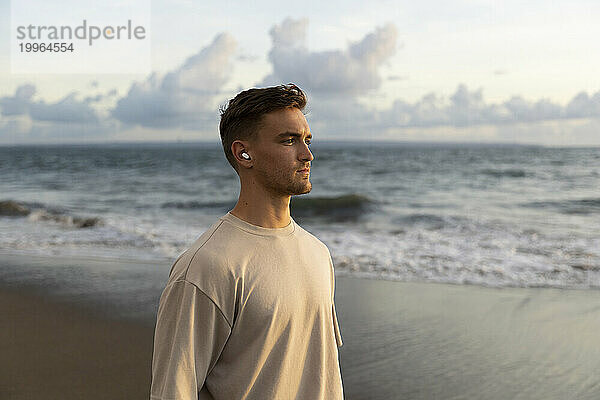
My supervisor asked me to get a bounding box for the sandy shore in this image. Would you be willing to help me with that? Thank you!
[2,254,600,399]
[0,287,154,400]
[335,277,600,400]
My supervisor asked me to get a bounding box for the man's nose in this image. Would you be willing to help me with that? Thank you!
[300,143,314,161]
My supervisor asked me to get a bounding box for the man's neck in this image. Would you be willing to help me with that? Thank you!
[230,199,292,229]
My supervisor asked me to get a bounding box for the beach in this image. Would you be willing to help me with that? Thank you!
[0,288,153,400]
[2,253,600,399]
[336,277,600,399]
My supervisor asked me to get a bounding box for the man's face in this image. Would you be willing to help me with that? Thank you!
[249,107,314,196]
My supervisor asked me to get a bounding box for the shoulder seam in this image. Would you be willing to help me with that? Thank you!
[179,220,231,327]
[183,220,225,282]
[171,279,233,329]
[168,252,186,278]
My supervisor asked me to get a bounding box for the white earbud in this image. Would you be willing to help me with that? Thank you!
[241,152,251,160]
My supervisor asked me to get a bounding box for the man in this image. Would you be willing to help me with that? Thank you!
[150,84,344,399]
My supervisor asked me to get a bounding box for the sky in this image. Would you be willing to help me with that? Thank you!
[0,0,599,146]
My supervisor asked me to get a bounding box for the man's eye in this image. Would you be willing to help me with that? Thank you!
[284,138,311,145]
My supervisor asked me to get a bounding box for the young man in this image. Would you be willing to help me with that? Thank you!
[150,84,344,399]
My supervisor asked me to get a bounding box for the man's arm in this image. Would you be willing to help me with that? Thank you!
[150,279,231,400]
[328,251,344,347]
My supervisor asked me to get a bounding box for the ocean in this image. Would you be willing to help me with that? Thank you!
[1,141,599,291]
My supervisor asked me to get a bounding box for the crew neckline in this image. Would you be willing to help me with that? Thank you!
[219,211,296,237]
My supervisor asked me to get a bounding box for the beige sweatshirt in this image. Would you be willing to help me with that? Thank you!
[150,211,344,399]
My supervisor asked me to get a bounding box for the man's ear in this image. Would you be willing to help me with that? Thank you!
[231,140,253,168]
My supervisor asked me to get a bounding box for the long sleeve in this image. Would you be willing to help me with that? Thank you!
[150,279,232,400]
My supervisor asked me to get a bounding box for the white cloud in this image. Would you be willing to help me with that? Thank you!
[254,18,599,145]
[111,32,237,129]
[260,18,398,95]
[1,18,599,146]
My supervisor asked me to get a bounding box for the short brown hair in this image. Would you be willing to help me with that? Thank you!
[219,83,307,173]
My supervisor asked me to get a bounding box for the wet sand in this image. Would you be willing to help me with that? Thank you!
[335,276,600,400]
[2,254,600,399]
[0,287,153,400]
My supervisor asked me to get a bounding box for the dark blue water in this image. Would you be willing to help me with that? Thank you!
[1,141,599,289]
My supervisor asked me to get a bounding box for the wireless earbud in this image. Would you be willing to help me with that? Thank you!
[241,152,251,160]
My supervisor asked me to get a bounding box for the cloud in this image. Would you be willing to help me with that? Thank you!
[30,93,100,123]
[0,84,35,116]
[379,84,600,129]
[237,53,259,62]
[387,75,408,81]
[565,91,600,118]
[0,84,99,123]
[0,111,114,145]
[84,94,104,103]
[82,88,120,104]
[2,19,599,146]
[302,82,600,146]
[379,118,599,146]
[0,32,237,143]
[111,32,237,129]
[255,18,599,145]
[0,84,115,144]
[260,18,398,95]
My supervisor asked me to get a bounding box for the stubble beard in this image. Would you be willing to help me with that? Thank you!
[257,167,312,197]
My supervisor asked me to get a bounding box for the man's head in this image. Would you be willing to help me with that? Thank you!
[219,84,314,196]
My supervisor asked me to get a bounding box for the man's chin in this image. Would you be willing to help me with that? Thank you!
[290,182,312,196]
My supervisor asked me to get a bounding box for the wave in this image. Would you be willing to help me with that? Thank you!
[392,213,467,230]
[0,200,31,216]
[480,168,527,178]
[521,198,600,215]
[160,194,376,222]
[290,193,375,221]
[0,199,103,228]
